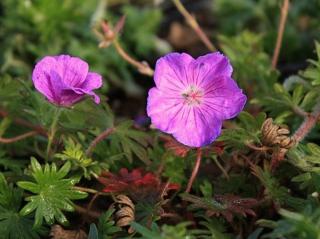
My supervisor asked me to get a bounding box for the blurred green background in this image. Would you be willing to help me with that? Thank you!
[0,0,319,118]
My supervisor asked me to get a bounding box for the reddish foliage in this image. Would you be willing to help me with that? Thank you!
[98,168,179,202]
[161,135,191,157]
[161,135,225,158]
[203,141,225,156]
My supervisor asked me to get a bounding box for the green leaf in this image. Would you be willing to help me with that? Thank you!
[292,84,305,105]
[292,173,312,183]
[219,30,278,97]
[200,181,214,199]
[301,41,320,86]
[16,182,39,194]
[0,173,46,238]
[96,209,120,239]
[0,150,27,173]
[287,143,320,191]
[218,111,265,149]
[17,159,87,227]
[260,206,320,239]
[109,121,150,163]
[55,138,103,179]
[300,89,319,111]
[88,224,99,239]
[131,221,198,239]
[247,228,264,239]
[251,166,305,210]
[198,216,231,239]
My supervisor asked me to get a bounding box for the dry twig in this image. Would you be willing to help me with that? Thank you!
[272,0,290,68]
[172,0,216,52]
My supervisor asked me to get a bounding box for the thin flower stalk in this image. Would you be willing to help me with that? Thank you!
[0,131,38,144]
[272,0,290,69]
[86,127,115,156]
[212,156,229,179]
[293,110,320,143]
[185,148,202,193]
[46,108,62,160]
[172,0,216,52]
[113,40,154,76]
[96,19,154,76]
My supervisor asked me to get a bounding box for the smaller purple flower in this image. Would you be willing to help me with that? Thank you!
[147,52,246,148]
[32,55,103,107]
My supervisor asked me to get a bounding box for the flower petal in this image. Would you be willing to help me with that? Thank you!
[59,89,84,107]
[192,52,233,87]
[202,76,247,120]
[81,72,103,90]
[32,56,65,104]
[72,88,100,104]
[147,87,184,134]
[154,53,194,91]
[86,91,100,104]
[171,106,223,147]
[55,55,89,87]
[147,87,223,147]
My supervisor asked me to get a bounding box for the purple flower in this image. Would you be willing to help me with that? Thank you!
[32,55,103,107]
[147,52,246,147]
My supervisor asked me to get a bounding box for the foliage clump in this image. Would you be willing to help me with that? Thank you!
[1,0,320,238]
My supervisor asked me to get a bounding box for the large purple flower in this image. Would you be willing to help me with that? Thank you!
[147,52,246,147]
[32,55,103,107]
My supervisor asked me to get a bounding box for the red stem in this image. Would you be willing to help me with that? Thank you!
[293,111,320,143]
[185,148,202,193]
[86,127,115,156]
[0,131,38,144]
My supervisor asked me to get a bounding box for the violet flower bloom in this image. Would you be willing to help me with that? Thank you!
[32,55,103,107]
[147,52,246,147]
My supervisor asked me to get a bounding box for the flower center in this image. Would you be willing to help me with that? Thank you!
[182,86,203,106]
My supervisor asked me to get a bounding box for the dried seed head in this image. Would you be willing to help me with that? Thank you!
[112,195,135,233]
[261,118,295,149]
[115,194,135,209]
[261,118,279,146]
[277,128,290,135]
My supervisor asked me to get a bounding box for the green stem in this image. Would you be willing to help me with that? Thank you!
[212,156,229,179]
[73,186,108,195]
[46,108,62,160]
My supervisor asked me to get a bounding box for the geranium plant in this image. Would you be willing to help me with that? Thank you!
[1,0,320,238]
